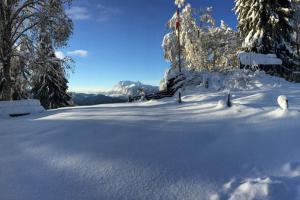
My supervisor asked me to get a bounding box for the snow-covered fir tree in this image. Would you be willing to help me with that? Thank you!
[31,26,72,110]
[292,0,300,56]
[235,0,252,39]
[235,0,295,65]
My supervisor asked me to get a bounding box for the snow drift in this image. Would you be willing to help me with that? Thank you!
[238,52,283,66]
[175,69,284,93]
[0,99,45,118]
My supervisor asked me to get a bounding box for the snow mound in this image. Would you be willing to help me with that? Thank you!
[227,178,271,200]
[0,99,45,118]
[238,52,282,66]
[282,162,300,178]
[213,176,300,200]
[264,109,299,119]
[105,81,159,97]
[217,99,227,108]
[216,92,232,108]
[181,70,285,92]
[277,95,288,110]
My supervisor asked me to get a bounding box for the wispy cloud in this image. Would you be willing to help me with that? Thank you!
[96,4,122,22]
[66,6,90,21]
[66,4,122,23]
[67,50,88,57]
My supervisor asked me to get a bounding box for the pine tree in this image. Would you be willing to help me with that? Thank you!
[235,0,295,63]
[292,0,300,57]
[235,0,253,39]
[32,30,72,110]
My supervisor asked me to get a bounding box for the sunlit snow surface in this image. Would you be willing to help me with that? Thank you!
[1,75,300,200]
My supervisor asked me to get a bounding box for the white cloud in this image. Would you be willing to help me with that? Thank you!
[55,51,65,59]
[96,4,122,22]
[66,6,90,21]
[66,4,121,23]
[67,50,88,57]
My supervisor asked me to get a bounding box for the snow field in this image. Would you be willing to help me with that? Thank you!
[1,73,300,199]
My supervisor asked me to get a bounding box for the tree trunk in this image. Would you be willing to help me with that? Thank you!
[297,33,300,57]
[1,4,13,101]
[2,58,12,101]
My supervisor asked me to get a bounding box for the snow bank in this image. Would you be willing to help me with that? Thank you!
[213,176,300,200]
[160,68,283,94]
[0,99,45,118]
[277,95,289,110]
[238,52,282,66]
[212,161,300,200]
[181,70,285,92]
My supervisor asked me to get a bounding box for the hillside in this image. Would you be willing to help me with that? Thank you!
[1,73,300,200]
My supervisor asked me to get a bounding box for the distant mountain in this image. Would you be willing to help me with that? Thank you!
[106,81,159,97]
[71,93,127,106]
[71,81,159,106]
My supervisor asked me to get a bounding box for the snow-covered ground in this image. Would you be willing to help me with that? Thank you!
[0,100,45,118]
[1,74,300,200]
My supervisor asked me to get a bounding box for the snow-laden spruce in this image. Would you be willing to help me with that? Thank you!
[30,19,72,110]
[293,0,300,56]
[235,0,295,60]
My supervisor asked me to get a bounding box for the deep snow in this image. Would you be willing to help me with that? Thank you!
[0,99,44,118]
[1,74,300,200]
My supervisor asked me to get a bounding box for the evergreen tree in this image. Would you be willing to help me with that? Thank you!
[235,0,253,39]
[235,0,295,64]
[292,0,300,57]
[32,30,72,109]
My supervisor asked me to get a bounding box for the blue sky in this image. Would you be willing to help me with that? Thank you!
[60,0,237,92]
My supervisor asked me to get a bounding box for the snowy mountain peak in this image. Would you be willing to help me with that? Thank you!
[110,81,159,97]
